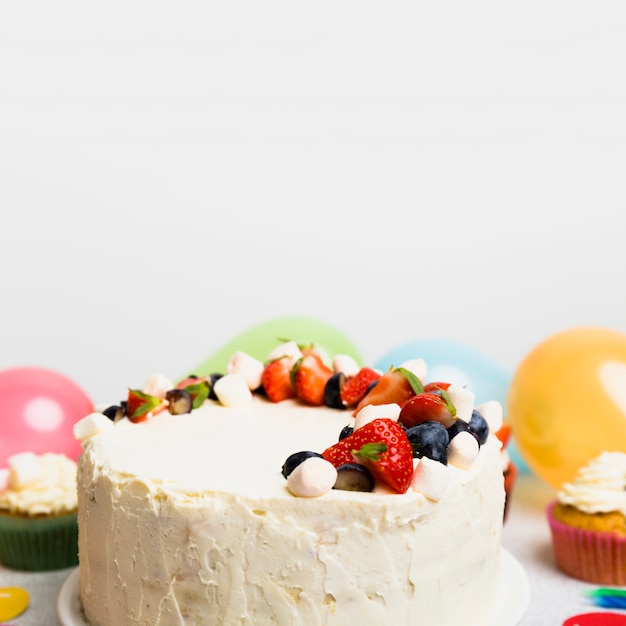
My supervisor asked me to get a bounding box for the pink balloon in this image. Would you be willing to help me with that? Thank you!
[0,367,93,467]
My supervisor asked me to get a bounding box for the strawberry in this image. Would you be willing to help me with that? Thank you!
[398,392,457,429]
[177,378,211,409]
[340,367,382,407]
[322,418,414,493]
[353,366,423,415]
[423,381,450,393]
[261,357,296,403]
[126,388,168,423]
[495,422,512,448]
[292,353,333,406]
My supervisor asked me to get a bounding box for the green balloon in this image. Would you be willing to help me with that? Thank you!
[183,316,363,379]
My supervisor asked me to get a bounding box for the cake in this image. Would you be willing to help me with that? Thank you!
[74,342,506,625]
[547,451,626,585]
[0,452,78,571]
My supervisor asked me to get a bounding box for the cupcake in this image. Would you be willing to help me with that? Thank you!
[0,452,78,571]
[547,451,626,585]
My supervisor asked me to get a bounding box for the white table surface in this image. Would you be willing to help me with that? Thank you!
[1,472,624,625]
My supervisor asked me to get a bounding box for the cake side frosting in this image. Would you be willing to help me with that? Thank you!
[76,398,503,626]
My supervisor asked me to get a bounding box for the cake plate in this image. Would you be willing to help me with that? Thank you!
[57,548,529,625]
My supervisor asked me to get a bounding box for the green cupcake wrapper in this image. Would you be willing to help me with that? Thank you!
[0,511,78,571]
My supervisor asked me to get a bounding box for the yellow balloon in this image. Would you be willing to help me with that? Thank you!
[508,327,626,489]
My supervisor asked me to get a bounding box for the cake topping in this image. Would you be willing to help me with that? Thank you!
[83,339,504,503]
[0,452,77,516]
[557,451,626,515]
[323,418,414,494]
[212,374,253,407]
[447,430,480,470]
[286,456,338,497]
[411,456,450,501]
[334,463,375,492]
[292,352,333,406]
[226,351,264,391]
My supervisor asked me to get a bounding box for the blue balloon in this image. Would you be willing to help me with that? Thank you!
[375,337,529,474]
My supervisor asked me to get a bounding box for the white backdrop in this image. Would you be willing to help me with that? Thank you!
[1,1,625,404]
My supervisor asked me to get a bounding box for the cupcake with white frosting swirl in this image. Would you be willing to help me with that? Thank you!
[547,451,626,584]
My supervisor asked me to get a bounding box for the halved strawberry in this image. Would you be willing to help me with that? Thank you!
[178,379,211,409]
[292,353,333,406]
[353,366,423,415]
[261,357,296,403]
[398,392,457,429]
[340,367,382,407]
[423,381,451,393]
[323,418,413,493]
[126,388,168,423]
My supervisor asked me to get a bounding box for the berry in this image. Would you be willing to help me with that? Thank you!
[353,367,421,415]
[177,378,211,409]
[261,358,296,403]
[207,373,224,401]
[468,409,489,445]
[334,463,374,492]
[447,419,471,441]
[406,421,449,464]
[281,451,323,478]
[126,388,168,423]
[322,418,414,493]
[324,372,347,409]
[338,424,354,440]
[340,367,382,407]
[495,422,512,448]
[292,354,333,406]
[406,420,449,450]
[102,404,124,421]
[398,392,456,429]
[165,388,193,415]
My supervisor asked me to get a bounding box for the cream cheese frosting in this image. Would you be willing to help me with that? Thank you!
[557,451,626,515]
[76,397,505,626]
[0,452,77,516]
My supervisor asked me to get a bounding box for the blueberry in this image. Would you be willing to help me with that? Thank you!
[447,419,471,441]
[419,442,448,465]
[333,463,374,492]
[207,373,224,400]
[281,451,323,478]
[324,372,347,409]
[406,421,449,464]
[165,389,193,415]
[102,404,124,421]
[468,409,489,445]
[338,424,354,441]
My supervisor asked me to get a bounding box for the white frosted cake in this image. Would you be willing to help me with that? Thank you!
[74,343,506,626]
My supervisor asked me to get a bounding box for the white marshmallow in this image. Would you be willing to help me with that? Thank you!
[266,341,303,367]
[354,403,401,430]
[142,373,174,399]
[411,457,450,501]
[227,351,264,390]
[398,358,428,382]
[446,384,474,423]
[333,354,360,377]
[447,430,480,470]
[213,374,253,407]
[74,412,115,443]
[475,400,503,434]
[0,469,8,492]
[287,456,338,498]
